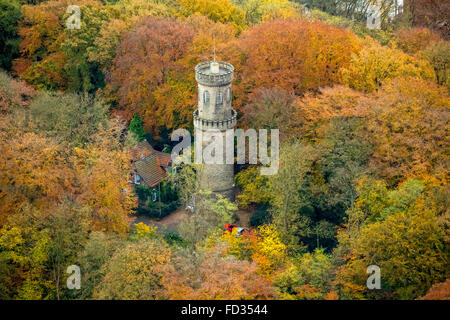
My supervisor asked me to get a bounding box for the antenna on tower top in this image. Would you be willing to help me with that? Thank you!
[213,35,216,62]
[210,35,220,73]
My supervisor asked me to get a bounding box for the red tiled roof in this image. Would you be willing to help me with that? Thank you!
[132,141,172,187]
[130,141,156,161]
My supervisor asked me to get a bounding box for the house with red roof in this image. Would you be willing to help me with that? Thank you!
[130,141,173,204]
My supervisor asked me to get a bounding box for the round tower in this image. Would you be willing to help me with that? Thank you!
[194,60,237,201]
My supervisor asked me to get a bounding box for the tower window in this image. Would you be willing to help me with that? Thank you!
[226,87,231,102]
[216,91,223,107]
[203,90,210,107]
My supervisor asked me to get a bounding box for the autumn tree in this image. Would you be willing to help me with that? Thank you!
[13,0,69,89]
[176,0,247,31]
[87,0,172,75]
[224,19,361,114]
[341,38,435,92]
[29,92,108,146]
[395,27,441,54]
[292,85,369,139]
[231,0,301,25]
[422,40,450,89]
[13,0,106,90]
[403,0,450,39]
[109,17,195,135]
[367,77,449,184]
[184,14,237,56]
[0,70,35,113]
[241,87,297,138]
[93,239,172,299]
[419,279,450,300]
[334,178,449,299]
[164,246,278,299]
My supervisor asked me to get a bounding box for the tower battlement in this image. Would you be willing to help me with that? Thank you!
[193,109,237,130]
[195,61,234,87]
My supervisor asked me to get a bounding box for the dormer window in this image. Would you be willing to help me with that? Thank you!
[134,173,141,184]
[216,91,223,107]
[203,90,210,107]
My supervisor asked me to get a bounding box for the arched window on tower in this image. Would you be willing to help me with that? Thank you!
[203,90,210,107]
[226,87,231,103]
[216,91,223,107]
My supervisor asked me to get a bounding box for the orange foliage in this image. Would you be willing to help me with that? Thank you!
[109,17,196,135]
[0,115,135,233]
[0,72,35,112]
[368,77,450,184]
[164,248,278,299]
[295,284,323,300]
[293,85,370,139]
[395,27,441,54]
[221,19,361,114]
[419,279,450,300]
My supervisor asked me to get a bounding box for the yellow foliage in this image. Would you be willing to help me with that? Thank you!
[219,228,252,260]
[176,0,247,31]
[251,225,287,276]
[134,222,158,238]
[341,39,436,92]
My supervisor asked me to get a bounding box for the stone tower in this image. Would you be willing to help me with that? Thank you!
[194,60,237,201]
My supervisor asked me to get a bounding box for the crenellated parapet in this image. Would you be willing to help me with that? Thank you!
[193,109,237,131]
[195,61,234,87]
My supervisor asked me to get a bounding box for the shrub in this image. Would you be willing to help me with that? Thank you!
[250,204,272,227]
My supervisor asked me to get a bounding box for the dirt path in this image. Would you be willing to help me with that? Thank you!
[131,207,254,232]
[235,209,253,228]
[130,208,188,232]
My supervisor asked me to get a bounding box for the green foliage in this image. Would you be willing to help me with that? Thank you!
[309,8,394,45]
[335,178,449,299]
[250,204,272,227]
[129,114,146,142]
[0,0,21,70]
[268,141,316,252]
[231,0,301,25]
[71,232,123,299]
[163,231,188,247]
[62,4,115,93]
[135,182,179,219]
[178,190,237,246]
[314,117,373,224]
[137,201,179,219]
[422,40,450,89]
[30,92,108,146]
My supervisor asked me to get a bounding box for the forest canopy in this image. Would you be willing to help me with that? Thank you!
[0,0,448,300]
